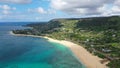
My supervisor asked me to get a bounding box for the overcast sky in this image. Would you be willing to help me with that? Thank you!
[0,0,120,22]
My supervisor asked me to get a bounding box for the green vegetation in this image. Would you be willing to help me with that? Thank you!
[13,16,120,68]
[107,59,120,68]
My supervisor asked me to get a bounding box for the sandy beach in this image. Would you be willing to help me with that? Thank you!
[10,31,108,68]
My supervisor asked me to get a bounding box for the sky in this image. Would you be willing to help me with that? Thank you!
[0,0,120,22]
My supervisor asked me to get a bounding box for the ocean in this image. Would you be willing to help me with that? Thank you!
[0,22,86,68]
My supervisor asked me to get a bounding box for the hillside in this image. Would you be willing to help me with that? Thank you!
[13,16,120,68]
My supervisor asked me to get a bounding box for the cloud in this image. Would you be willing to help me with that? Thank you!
[37,7,47,14]
[115,0,120,6]
[42,0,50,1]
[111,6,120,15]
[0,5,16,14]
[0,5,16,10]
[0,0,32,4]
[28,7,56,14]
[0,16,2,19]
[28,7,47,14]
[0,14,46,22]
[50,0,120,16]
[2,10,10,14]
[47,9,56,14]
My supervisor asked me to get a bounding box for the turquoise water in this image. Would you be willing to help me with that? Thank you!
[0,23,86,68]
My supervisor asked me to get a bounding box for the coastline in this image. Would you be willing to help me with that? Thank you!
[10,31,108,68]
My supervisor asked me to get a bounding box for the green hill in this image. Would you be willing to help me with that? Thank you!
[13,16,120,68]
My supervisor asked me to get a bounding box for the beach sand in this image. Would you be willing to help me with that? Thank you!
[10,31,108,68]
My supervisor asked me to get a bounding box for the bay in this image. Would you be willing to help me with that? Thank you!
[0,23,86,68]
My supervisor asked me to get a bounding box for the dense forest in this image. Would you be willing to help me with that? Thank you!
[13,16,120,68]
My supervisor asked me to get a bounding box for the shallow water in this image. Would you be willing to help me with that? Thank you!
[0,23,86,68]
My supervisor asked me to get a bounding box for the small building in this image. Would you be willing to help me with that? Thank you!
[102,49,112,53]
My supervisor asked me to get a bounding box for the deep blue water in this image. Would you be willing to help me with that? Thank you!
[0,23,86,68]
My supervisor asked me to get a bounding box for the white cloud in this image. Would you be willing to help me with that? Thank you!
[28,7,47,14]
[42,0,50,1]
[0,0,31,4]
[111,6,120,14]
[0,5,16,10]
[35,17,42,20]
[37,7,47,14]
[13,7,16,10]
[47,9,56,14]
[0,5,16,14]
[1,5,11,10]
[50,0,120,16]
[115,0,120,6]
[50,0,114,10]
[0,16,2,19]
[2,10,10,14]
[0,14,45,22]
[28,7,56,14]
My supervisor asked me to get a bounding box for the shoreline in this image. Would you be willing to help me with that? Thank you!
[10,31,108,68]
